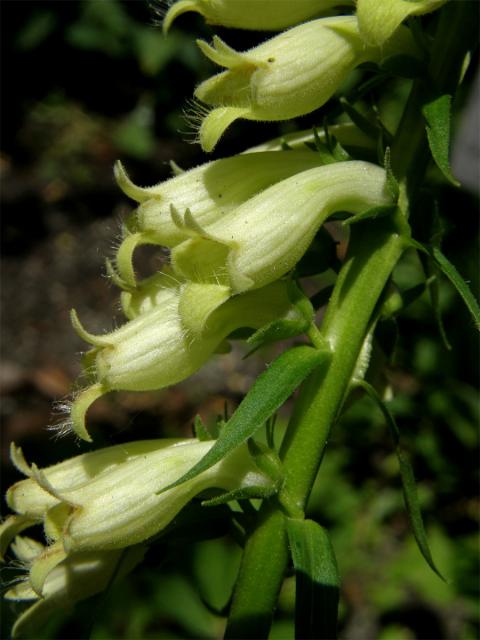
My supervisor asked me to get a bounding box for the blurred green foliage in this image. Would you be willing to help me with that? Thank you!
[1,2,478,639]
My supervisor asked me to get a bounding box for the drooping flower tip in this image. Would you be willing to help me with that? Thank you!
[164,0,355,32]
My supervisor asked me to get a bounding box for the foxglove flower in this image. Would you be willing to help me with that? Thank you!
[5,538,145,638]
[193,16,417,150]
[163,0,351,32]
[172,160,394,293]
[114,150,324,286]
[356,0,447,47]
[70,279,304,440]
[3,438,270,594]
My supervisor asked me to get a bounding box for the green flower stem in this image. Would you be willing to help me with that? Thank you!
[225,507,288,639]
[278,218,407,510]
[225,5,476,638]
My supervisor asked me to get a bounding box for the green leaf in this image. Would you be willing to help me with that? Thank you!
[342,204,397,227]
[358,381,445,581]
[286,519,339,640]
[412,239,480,329]
[422,94,460,186]
[431,246,480,329]
[201,485,277,507]
[339,98,378,139]
[157,346,331,494]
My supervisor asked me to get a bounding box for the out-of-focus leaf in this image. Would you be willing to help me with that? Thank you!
[157,346,331,494]
[16,12,58,50]
[423,94,460,186]
[358,381,445,581]
[193,538,242,614]
[286,518,339,640]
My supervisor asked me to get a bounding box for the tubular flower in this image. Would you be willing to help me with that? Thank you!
[70,279,305,440]
[3,439,270,587]
[163,0,352,33]
[172,160,394,294]
[356,0,447,47]
[193,16,417,151]
[5,539,145,639]
[114,150,324,287]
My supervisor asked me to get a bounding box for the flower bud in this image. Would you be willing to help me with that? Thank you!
[356,0,447,47]
[6,439,270,561]
[193,16,417,151]
[172,160,393,293]
[163,0,351,32]
[70,279,302,440]
[114,150,324,286]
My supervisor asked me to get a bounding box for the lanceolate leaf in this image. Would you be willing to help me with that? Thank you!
[286,519,339,640]
[431,246,480,329]
[422,94,460,186]
[358,381,445,580]
[157,346,331,494]
[410,239,480,329]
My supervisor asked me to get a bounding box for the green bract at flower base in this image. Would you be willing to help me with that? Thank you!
[4,439,270,593]
[356,0,447,47]
[5,538,145,639]
[163,0,352,32]
[172,160,393,294]
[193,16,417,151]
[114,150,324,287]
[70,279,304,440]
[245,122,376,154]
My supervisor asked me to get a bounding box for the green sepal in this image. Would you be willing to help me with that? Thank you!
[310,126,351,164]
[245,318,309,356]
[342,204,397,227]
[201,485,277,508]
[286,518,339,640]
[193,415,214,442]
[156,346,332,495]
[422,94,460,186]
[384,147,400,201]
[357,380,445,581]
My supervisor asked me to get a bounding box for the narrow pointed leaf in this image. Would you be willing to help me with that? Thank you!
[358,381,445,580]
[410,240,480,329]
[422,94,460,186]
[157,346,331,494]
[287,519,339,640]
[343,204,397,227]
[431,246,480,328]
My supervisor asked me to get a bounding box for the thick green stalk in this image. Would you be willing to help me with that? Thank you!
[225,5,477,638]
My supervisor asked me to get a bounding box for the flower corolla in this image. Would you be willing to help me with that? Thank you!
[171,160,394,294]
[114,150,324,286]
[70,279,304,440]
[193,16,417,150]
[2,439,270,595]
[163,0,351,32]
[356,0,447,47]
